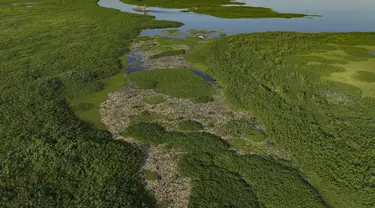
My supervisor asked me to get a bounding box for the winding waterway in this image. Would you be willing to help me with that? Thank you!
[98,0,375,36]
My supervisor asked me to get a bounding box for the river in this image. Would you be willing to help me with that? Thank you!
[98,0,375,36]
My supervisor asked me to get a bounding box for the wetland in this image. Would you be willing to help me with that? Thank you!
[1,0,375,207]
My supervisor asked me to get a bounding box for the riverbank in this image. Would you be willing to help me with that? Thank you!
[98,34,325,207]
[185,32,375,208]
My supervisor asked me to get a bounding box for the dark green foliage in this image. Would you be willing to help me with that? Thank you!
[186,32,375,208]
[149,49,185,59]
[128,68,215,101]
[177,120,203,132]
[72,102,95,111]
[220,119,255,137]
[0,0,181,206]
[354,71,375,82]
[193,95,215,103]
[124,123,327,208]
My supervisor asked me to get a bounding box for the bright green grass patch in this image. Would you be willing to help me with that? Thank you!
[177,120,203,131]
[149,49,185,59]
[123,122,327,208]
[324,58,375,97]
[121,0,308,18]
[144,170,159,181]
[69,72,125,129]
[128,68,215,102]
[354,71,375,82]
[144,95,166,104]
[186,32,375,208]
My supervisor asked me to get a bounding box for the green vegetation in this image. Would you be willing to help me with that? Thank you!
[156,36,201,48]
[163,29,181,35]
[187,29,217,35]
[128,68,215,102]
[0,0,181,206]
[220,119,256,137]
[144,95,166,104]
[186,32,375,208]
[122,0,308,18]
[130,110,161,123]
[124,122,327,208]
[144,170,159,181]
[177,120,203,132]
[149,49,185,59]
[354,71,375,83]
[69,72,125,129]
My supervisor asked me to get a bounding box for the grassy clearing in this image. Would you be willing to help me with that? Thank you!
[0,0,181,206]
[186,32,375,208]
[144,170,159,181]
[177,120,203,132]
[354,71,375,82]
[128,68,215,102]
[121,0,308,18]
[156,36,201,48]
[123,122,327,208]
[149,49,185,59]
[69,72,125,129]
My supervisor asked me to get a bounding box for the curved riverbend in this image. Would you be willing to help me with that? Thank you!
[98,0,375,36]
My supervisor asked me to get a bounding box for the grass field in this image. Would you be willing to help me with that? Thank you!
[121,0,308,18]
[124,122,327,208]
[185,32,375,208]
[69,72,126,129]
[128,68,215,102]
[149,49,186,59]
[0,0,181,206]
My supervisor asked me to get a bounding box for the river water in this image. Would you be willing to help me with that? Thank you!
[98,0,375,36]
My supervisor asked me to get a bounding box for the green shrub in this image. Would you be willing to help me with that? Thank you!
[186,32,375,208]
[73,102,95,111]
[194,95,214,103]
[0,0,181,206]
[124,122,326,208]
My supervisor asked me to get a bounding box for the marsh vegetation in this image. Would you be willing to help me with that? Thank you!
[186,32,375,208]
[121,0,308,18]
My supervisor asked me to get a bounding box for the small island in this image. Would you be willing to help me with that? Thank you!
[122,0,311,18]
